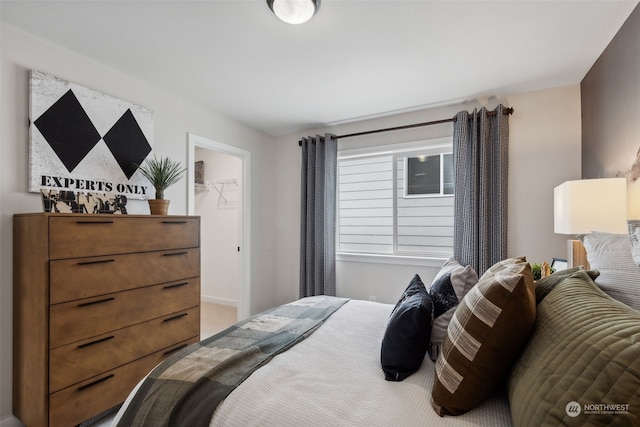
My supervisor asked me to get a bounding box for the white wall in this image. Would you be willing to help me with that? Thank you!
[507,86,583,261]
[195,148,241,306]
[274,85,582,305]
[0,24,279,425]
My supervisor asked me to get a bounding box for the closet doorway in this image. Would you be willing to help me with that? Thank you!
[187,133,251,322]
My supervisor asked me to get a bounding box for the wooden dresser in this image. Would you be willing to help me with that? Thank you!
[13,213,201,427]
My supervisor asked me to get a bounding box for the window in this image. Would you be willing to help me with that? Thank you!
[338,140,454,258]
[405,153,454,197]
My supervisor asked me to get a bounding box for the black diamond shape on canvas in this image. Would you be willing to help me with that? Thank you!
[103,109,152,179]
[34,89,102,172]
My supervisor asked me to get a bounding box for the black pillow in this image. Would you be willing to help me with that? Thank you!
[381,274,433,381]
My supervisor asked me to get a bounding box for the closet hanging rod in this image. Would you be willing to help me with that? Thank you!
[298,107,514,146]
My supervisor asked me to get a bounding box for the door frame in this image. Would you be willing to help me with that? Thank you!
[187,133,251,320]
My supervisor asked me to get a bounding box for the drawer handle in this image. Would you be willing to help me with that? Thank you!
[77,374,114,391]
[77,297,115,307]
[77,259,115,266]
[77,335,115,349]
[164,344,188,355]
[162,220,187,224]
[163,251,188,257]
[163,282,188,290]
[75,221,114,224]
[164,313,188,322]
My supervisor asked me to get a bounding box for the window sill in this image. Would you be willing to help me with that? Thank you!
[336,252,447,268]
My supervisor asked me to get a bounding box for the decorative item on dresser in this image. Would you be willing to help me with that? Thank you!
[135,155,187,215]
[13,213,201,427]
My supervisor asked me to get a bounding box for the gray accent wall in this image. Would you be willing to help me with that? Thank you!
[581,4,639,183]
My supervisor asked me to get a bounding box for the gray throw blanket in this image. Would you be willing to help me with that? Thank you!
[116,295,349,427]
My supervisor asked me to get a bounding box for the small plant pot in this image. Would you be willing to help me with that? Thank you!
[148,199,170,215]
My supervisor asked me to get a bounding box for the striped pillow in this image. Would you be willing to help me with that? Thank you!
[582,232,640,311]
[431,257,536,416]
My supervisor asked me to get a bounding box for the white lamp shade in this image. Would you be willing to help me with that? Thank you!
[554,178,627,234]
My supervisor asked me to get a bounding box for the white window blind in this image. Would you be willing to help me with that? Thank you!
[338,154,394,253]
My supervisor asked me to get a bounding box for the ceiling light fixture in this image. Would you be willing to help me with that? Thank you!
[267,0,320,25]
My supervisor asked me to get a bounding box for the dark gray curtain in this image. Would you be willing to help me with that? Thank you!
[453,105,510,275]
[300,134,337,297]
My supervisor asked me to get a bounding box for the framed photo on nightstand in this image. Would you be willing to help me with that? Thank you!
[551,258,568,272]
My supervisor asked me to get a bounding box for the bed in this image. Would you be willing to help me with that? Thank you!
[111,231,640,427]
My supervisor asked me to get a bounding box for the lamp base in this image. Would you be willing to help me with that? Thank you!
[567,239,589,269]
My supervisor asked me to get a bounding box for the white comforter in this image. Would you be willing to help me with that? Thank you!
[210,299,513,427]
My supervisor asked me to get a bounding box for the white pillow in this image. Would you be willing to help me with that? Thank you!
[427,258,478,361]
[582,232,640,311]
[627,220,640,266]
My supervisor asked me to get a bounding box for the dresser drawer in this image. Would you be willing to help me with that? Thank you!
[49,216,199,259]
[50,278,200,348]
[49,337,198,427]
[50,306,200,392]
[50,248,200,304]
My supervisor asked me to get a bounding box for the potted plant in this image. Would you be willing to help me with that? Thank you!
[136,155,186,215]
[531,262,556,281]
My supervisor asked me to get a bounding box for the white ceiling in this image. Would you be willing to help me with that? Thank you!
[1,0,638,137]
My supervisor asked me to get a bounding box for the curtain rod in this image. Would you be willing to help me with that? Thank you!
[298,107,514,146]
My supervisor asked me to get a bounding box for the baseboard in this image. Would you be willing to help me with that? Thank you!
[0,415,24,427]
[201,295,237,307]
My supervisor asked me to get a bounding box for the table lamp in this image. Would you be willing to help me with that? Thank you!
[554,178,627,268]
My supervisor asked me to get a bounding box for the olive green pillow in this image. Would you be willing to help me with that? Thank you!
[431,257,536,416]
[509,270,640,426]
[534,267,600,305]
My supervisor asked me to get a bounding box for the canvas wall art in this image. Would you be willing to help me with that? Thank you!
[29,70,154,200]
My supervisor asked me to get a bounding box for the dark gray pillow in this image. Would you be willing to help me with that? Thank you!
[427,258,478,361]
[381,274,433,381]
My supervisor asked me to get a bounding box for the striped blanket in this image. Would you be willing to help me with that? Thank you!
[116,295,349,427]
